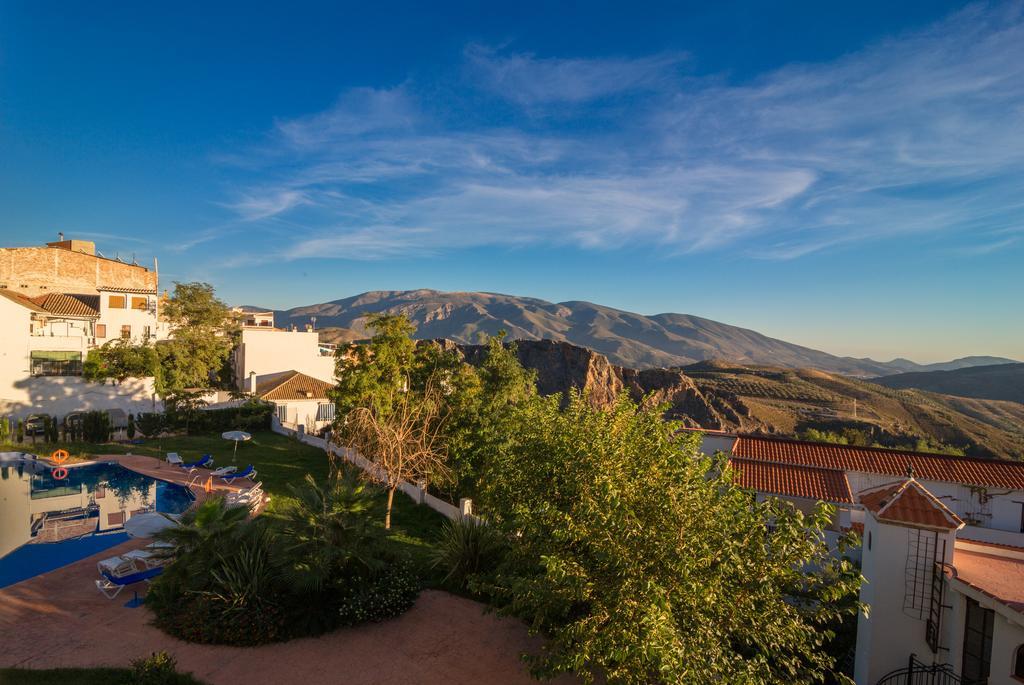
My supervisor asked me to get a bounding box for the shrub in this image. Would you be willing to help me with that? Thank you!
[81,411,112,443]
[127,413,136,439]
[335,559,421,627]
[430,518,505,591]
[135,412,165,437]
[130,651,185,685]
[0,415,9,443]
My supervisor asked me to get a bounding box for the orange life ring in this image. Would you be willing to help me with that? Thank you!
[52,467,69,480]
[51,449,70,465]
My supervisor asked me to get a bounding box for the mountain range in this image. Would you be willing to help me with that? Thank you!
[875,363,1024,404]
[255,290,1016,376]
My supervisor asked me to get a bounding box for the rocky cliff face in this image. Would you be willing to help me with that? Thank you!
[453,339,734,430]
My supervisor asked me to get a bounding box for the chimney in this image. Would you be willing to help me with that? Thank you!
[248,371,257,395]
[58,232,64,242]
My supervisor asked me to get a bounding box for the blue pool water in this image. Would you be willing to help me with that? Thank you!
[0,454,194,588]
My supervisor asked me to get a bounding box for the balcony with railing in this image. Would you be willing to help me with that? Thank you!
[876,655,962,685]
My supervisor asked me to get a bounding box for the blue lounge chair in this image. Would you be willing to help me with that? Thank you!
[179,454,214,473]
[95,565,164,599]
[219,464,257,483]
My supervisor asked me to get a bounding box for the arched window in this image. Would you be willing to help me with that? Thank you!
[1014,644,1024,678]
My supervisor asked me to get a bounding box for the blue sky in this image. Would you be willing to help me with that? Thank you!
[1,1,1022,363]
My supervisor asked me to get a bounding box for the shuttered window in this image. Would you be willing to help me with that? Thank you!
[108,295,126,309]
[131,296,148,310]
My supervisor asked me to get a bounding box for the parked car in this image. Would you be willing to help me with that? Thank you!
[24,414,51,437]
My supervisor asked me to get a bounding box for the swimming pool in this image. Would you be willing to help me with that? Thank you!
[0,453,194,588]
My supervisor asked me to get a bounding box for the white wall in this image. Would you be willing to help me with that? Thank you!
[854,516,958,685]
[271,398,331,432]
[234,328,335,389]
[0,376,159,420]
[96,291,161,343]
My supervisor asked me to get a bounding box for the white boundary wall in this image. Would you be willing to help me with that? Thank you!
[271,416,479,524]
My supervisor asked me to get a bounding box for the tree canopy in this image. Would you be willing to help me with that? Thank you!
[475,392,863,685]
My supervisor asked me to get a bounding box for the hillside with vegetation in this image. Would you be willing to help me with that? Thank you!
[873,362,1024,403]
[452,340,1024,461]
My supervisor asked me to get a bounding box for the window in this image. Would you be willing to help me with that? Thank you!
[962,597,994,685]
[143,325,151,339]
[131,296,148,310]
[30,351,83,376]
[95,323,107,338]
[316,403,336,421]
[108,295,126,309]
[120,325,131,339]
[276,405,289,423]
[1015,645,1024,679]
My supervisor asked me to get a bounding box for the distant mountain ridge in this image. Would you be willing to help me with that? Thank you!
[874,363,1024,404]
[252,289,1016,376]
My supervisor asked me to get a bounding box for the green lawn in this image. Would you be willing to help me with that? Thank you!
[2,430,447,569]
[0,667,204,684]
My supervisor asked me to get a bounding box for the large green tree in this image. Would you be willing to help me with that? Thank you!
[83,339,160,384]
[156,282,237,394]
[331,313,418,422]
[475,392,863,685]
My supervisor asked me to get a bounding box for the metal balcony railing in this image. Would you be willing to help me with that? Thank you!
[876,655,962,685]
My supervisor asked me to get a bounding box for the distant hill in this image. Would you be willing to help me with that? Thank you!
[874,363,1024,404]
[255,290,1011,376]
[446,339,1024,461]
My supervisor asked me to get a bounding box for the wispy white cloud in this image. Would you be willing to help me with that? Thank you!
[216,2,1024,265]
[464,44,687,105]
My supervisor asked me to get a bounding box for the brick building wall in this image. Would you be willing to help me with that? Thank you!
[0,247,158,296]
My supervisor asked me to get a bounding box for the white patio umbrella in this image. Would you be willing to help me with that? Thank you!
[222,430,252,463]
[125,512,180,539]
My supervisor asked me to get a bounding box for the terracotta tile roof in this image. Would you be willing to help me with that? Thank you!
[33,293,100,318]
[732,435,1024,490]
[96,286,158,294]
[949,549,1024,614]
[730,457,854,503]
[0,288,47,312]
[257,370,334,401]
[858,479,964,530]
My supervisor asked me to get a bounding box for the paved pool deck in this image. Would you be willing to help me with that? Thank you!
[0,455,570,685]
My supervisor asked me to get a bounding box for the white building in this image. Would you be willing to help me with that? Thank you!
[251,370,335,432]
[232,312,336,389]
[698,432,1024,685]
[0,238,164,420]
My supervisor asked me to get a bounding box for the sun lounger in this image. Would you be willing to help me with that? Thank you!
[209,465,238,477]
[178,454,214,473]
[225,482,265,511]
[95,565,164,599]
[219,465,256,483]
[166,452,183,466]
[119,548,167,569]
[96,555,136,577]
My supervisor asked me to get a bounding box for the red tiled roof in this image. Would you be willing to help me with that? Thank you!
[858,479,964,530]
[0,288,47,312]
[732,435,1024,490]
[257,370,334,401]
[34,293,100,318]
[96,286,157,294]
[730,457,854,503]
[949,549,1024,614]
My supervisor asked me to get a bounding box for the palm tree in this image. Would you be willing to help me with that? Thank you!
[154,495,250,559]
[275,469,385,593]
